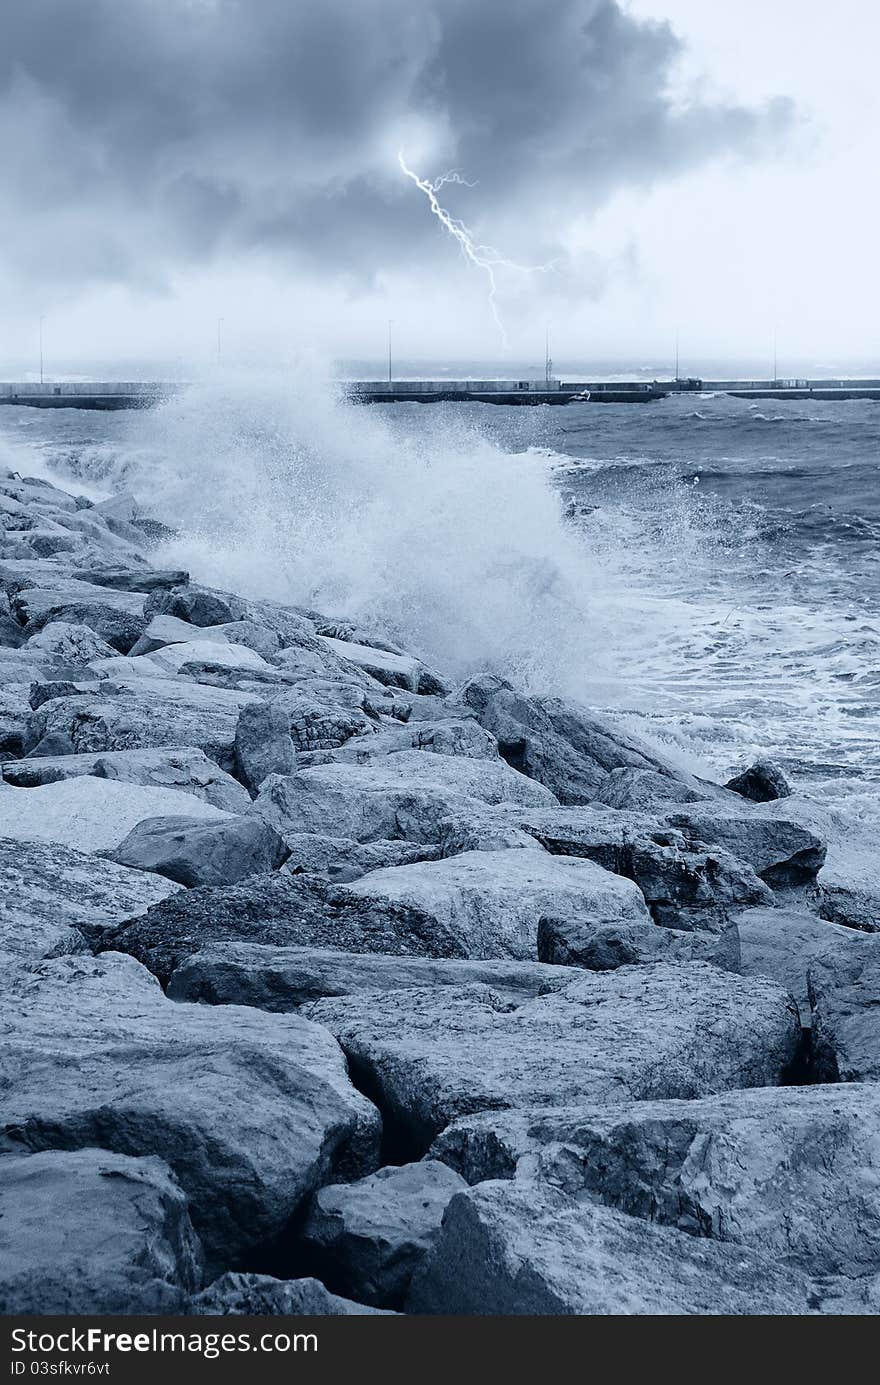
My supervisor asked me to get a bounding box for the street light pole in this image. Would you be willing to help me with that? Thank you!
[39,316,44,386]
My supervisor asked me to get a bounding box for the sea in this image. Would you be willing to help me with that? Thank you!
[2,368,879,828]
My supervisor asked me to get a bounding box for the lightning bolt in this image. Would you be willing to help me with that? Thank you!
[398,151,553,347]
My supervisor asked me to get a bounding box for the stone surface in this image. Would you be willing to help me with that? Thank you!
[282,832,437,883]
[252,753,556,845]
[234,699,295,794]
[0,1149,203,1315]
[302,1161,467,1308]
[24,678,261,769]
[306,963,800,1153]
[0,775,229,853]
[593,766,710,810]
[333,718,497,763]
[111,813,289,887]
[0,834,179,966]
[514,807,771,929]
[167,944,575,1009]
[406,1180,807,1315]
[3,745,251,811]
[809,931,880,1080]
[191,1273,390,1315]
[664,805,826,885]
[0,953,379,1263]
[537,915,740,971]
[440,1086,880,1287]
[27,620,118,666]
[726,759,793,802]
[319,635,447,695]
[735,905,856,1025]
[148,639,274,676]
[339,848,650,961]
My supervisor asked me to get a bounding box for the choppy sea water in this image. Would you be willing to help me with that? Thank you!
[2,380,879,812]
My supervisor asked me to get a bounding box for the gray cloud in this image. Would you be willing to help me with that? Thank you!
[0,0,793,301]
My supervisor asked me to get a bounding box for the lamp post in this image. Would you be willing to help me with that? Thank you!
[39,316,45,386]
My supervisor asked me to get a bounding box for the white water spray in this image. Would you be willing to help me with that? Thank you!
[398,152,554,346]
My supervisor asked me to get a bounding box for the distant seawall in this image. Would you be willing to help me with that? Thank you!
[1,378,880,410]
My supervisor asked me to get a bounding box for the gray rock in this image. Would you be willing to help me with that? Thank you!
[128,613,204,654]
[305,963,800,1153]
[145,583,247,628]
[234,700,295,794]
[664,805,826,885]
[726,759,793,802]
[406,1180,807,1315]
[809,931,880,1080]
[2,745,250,811]
[456,674,692,804]
[252,752,556,845]
[0,834,179,966]
[191,1272,391,1315]
[0,774,230,853]
[167,944,576,1010]
[751,796,880,931]
[111,813,289,888]
[12,584,148,652]
[101,871,465,985]
[0,953,379,1265]
[24,678,262,770]
[27,621,120,666]
[0,685,30,756]
[438,805,538,856]
[302,1161,467,1308]
[334,718,498,763]
[72,567,189,593]
[735,905,856,1025]
[271,689,374,752]
[338,848,650,961]
[593,766,711,810]
[319,635,448,695]
[282,832,438,883]
[537,915,740,971]
[514,806,771,929]
[0,1149,203,1315]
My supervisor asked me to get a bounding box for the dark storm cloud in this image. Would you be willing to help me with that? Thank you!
[0,0,792,295]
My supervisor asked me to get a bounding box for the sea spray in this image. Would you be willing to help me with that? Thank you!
[110,365,620,696]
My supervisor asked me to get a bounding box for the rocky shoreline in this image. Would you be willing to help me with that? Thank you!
[1,465,879,1316]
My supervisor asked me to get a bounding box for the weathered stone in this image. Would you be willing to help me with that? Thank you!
[0,834,179,966]
[0,685,30,756]
[593,766,711,810]
[437,806,537,856]
[148,639,274,677]
[302,1161,467,1309]
[726,759,793,802]
[319,636,447,695]
[339,849,650,961]
[665,805,826,885]
[252,753,556,845]
[191,1273,390,1315]
[27,621,119,666]
[0,953,379,1264]
[72,567,189,593]
[305,963,800,1154]
[334,718,497,763]
[112,813,289,887]
[406,1180,807,1315]
[3,746,250,811]
[0,775,229,853]
[514,807,770,929]
[809,931,880,1080]
[145,583,247,628]
[456,674,690,805]
[537,915,740,971]
[270,689,374,752]
[0,1149,203,1315]
[24,678,261,769]
[13,585,148,652]
[167,944,575,1010]
[735,905,856,1025]
[283,832,437,883]
[128,613,204,655]
[234,700,295,794]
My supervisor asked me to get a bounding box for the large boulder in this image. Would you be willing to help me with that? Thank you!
[0,1149,202,1315]
[191,1273,390,1316]
[283,832,437,883]
[3,745,251,811]
[735,905,856,1025]
[0,775,230,853]
[406,1180,807,1315]
[809,931,880,1080]
[252,753,556,845]
[338,849,650,961]
[536,915,740,971]
[319,635,447,696]
[167,944,575,1010]
[513,807,770,929]
[456,674,693,804]
[24,678,262,769]
[148,639,274,677]
[726,759,793,802]
[234,700,295,794]
[664,805,826,886]
[305,963,800,1154]
[111,813,289,888]
[27,620,118,666]
[301,1161,467,1309]
[0,834,179,966]
[432,1086,880,1290]
[100,872,466,985]
[0,953,379,1264]
[12,583,148,652]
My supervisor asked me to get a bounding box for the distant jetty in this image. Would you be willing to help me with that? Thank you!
[1,377,880,409]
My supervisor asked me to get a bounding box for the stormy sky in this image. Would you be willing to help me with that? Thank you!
[1,0,877,370]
